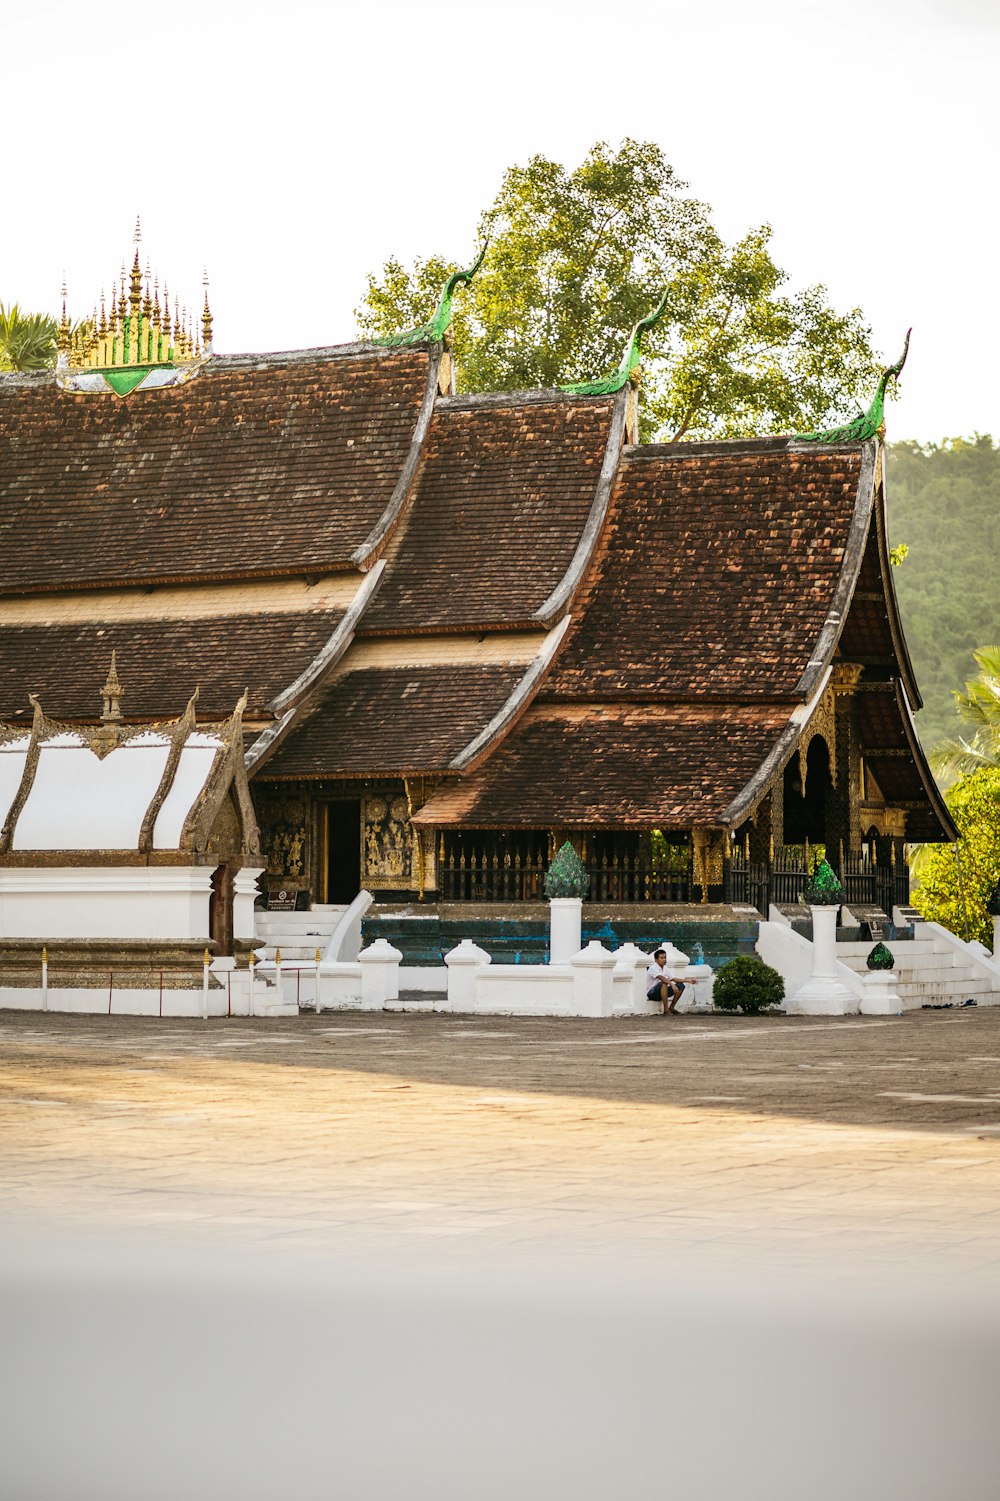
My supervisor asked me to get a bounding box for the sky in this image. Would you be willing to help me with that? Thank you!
[3,0,997,442]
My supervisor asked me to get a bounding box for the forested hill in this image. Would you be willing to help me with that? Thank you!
[887,436,999,751]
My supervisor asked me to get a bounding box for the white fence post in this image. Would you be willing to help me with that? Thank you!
[570,940,616,1017]
[358,939,402,1010]
[443,940,491,1013]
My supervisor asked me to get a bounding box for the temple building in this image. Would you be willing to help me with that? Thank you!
[0,234,955,966]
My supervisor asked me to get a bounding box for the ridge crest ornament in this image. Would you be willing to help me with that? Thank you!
[56,222,213,397]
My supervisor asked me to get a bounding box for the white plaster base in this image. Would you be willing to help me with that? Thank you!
[859,971,903,1016]
[0,985,233,1018]
[0,865,215,941]
[549,898,582,964]
[787,906,860,1016]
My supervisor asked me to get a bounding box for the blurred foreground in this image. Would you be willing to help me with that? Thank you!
[2,1009,999,1496]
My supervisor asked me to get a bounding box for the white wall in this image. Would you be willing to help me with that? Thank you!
[0,866,215,941]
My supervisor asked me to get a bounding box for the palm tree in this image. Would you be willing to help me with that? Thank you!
[931,645,1000,787]
[0,303,58,371]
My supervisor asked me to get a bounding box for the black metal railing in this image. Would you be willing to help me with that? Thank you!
[439,833,692,903]
[439,833,909,915]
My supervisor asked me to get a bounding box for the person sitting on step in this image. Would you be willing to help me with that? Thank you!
[646,948,686,1015]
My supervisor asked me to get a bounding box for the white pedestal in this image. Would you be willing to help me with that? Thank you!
[788,905,857,1015]
[549,898,582,965]
[233,867,265,943]
[570,941,616,1017]
[613,942,654,1013]
[860,970,902,1016]
[358,938,402,1010]
[443,940,491,1012]
[683,962,715,1012]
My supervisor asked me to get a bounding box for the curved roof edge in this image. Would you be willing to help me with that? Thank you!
[351,346,444,568]
[875,454,923,711]
[245,565,387,773]
[448,616,573,776]
[532,387,629,627]
[894,679,959,841]
[795,440,878,701]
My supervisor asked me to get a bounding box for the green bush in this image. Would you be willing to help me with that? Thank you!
[713,955,785,1015]
[544,841,590,899]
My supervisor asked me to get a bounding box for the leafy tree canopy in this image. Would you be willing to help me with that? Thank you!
[888,436,1000,749]
[0,303,57,371]
[931,645,1000,787]
[912,766,1000,946]
[356,139,880,442]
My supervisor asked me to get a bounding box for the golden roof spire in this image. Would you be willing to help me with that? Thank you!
[57,276,70,356]
[60,221,216,379]
[201,269,213,350]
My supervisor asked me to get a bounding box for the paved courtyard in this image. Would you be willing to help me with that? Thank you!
[4,1006,1000,1500]
[3,1004,1000,1274]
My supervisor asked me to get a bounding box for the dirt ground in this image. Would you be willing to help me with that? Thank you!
[2,1005,1000,1275]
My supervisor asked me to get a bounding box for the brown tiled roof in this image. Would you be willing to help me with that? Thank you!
[361,393,615,634]
[0,611,345,720]
[261,664,525,778]
[0,347,430,594]
[549,440,866,702]
[412,704,792,828]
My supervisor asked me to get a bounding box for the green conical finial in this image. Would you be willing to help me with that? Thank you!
[544,840,590,899]
[798,330,911,444]
[802,858,844,906]
[561,290,671,396]
[866,942,895,971]
[378,243,489,348]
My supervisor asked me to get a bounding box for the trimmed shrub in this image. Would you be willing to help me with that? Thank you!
[544,841,590,899]
[866,942,895,971]
[802,858,844,906]
[713,955,785,1015]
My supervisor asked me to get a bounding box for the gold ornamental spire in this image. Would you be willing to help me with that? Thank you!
[58,219,215,389]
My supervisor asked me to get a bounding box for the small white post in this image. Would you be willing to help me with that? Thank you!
[41,946,48,1013]
[570,940,616,1017]
[612,942,652,1014]
[248,951,256,1018]
[315,947,323,1013]
[443,939,492,1013]
[202,948,211,1019]
[860,969,902,1015]
[274,947,284,1009]
[358,938,403,1010]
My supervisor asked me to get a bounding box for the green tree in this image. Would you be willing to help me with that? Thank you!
[912,767,1000,945]
[357,139,880,441]
[0,303,58,371]
[931,646,1000,787]
[888,435,999,750]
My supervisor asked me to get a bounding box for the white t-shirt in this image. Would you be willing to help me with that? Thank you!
[646,961,673,987]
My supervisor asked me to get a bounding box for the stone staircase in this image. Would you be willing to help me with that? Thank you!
[253,904,347,963]
[836,930,1000,1010]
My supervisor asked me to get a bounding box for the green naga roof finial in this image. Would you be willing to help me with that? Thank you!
[561,289,671,396]
[798,329,911,444]
[378,243,489,348]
